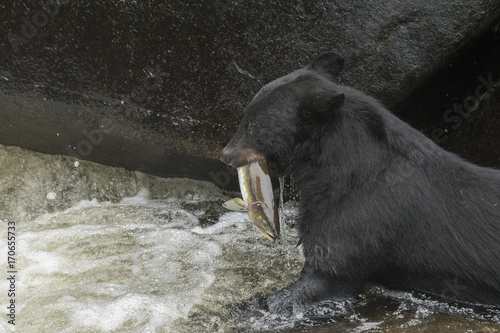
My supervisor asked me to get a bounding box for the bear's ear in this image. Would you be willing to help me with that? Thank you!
[307,52,344,80]
[327,92,345,112]
[300,92,345,119]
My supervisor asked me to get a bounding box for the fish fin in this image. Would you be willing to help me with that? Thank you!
[223,198,248,211]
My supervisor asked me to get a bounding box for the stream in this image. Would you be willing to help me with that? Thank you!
[0,144,499,332]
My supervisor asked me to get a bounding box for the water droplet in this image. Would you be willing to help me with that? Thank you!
[46,192,57,200]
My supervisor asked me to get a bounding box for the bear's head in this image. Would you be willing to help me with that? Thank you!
[220,52,347,174]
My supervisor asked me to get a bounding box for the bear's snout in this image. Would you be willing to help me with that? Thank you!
[220,145,265,168]
[220,146,234,166]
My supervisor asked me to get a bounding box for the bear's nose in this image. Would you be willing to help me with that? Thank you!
[220,146,234,166]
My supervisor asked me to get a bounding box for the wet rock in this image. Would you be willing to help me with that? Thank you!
[0,1,499,188]
[394,23,500,169]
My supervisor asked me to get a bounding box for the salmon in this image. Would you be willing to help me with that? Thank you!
[223,161,280,240]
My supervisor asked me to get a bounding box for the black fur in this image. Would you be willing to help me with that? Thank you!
[221,52,500,316]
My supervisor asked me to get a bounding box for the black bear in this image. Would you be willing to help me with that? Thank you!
[220,52,500,316]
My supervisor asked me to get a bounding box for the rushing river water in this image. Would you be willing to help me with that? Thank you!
[0,144,499,333]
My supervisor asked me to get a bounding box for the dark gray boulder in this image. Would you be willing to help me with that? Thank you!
[394,23,500,169]
[0,1,499,189]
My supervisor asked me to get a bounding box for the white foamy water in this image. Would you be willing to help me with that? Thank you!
[15,195,225,332]
[0,144,499,333]
[1,192,220,332]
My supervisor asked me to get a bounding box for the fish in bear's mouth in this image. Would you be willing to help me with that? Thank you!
[223,160,280,241]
